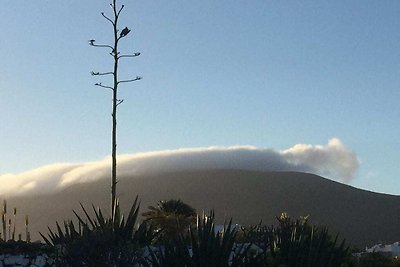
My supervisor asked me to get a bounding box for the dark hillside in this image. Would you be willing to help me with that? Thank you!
[7,170,400,248]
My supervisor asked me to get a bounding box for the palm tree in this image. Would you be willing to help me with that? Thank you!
[142,199,196,241]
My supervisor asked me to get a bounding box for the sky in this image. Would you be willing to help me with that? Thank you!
[0,1,399,195]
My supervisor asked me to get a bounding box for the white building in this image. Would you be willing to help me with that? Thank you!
[365,241,400,257]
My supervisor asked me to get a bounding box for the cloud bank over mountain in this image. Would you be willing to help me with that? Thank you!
[0,138,359,197]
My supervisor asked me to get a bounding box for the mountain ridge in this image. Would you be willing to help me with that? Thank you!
[5,170,400,248]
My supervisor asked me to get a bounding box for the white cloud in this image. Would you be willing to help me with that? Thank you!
[0,138,359,197]
[282,138,359,183]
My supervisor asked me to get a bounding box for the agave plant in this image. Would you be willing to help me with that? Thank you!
[268,213,350,267]
[41,197,156,266]
[147,210,253,267]
[242,213,351,267]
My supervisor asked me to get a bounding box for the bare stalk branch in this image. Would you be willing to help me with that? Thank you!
[91,71,114,76]
[117,5,124,17]
[116,99,124,106]
[117,76,142,84]
[101,12,115,25]
[95,83,114,90]
[91,44,114,50]
[118,52,140,59]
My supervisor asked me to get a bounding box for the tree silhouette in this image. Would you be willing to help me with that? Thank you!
[142,199,197,240]
[89,0,141,221]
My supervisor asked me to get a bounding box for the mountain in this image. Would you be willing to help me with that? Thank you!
[5,170,400,248]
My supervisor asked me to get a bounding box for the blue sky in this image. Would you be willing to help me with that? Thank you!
[1,1,399,194]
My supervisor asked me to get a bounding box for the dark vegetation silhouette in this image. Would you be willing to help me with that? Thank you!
[41,198,353,266]
[238,213,350,266]
[142,199,197,241]
[0,200,30,242]
[41,198,155,266]
[89,0,141,220]
[358,253,400,267]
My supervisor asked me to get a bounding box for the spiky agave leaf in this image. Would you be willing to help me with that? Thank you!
[262,214,351,267]
[124,196,140,234]
[148,210,252,266]
[42,197,155,266]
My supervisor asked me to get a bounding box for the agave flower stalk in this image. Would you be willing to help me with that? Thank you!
[12,207,16,241]
[8,218,11,241]
[90,0,141,220]
[25,215,30,242]
[2,200,6,241]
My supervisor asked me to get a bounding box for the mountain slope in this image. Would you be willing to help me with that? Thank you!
[6,170,400,247]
